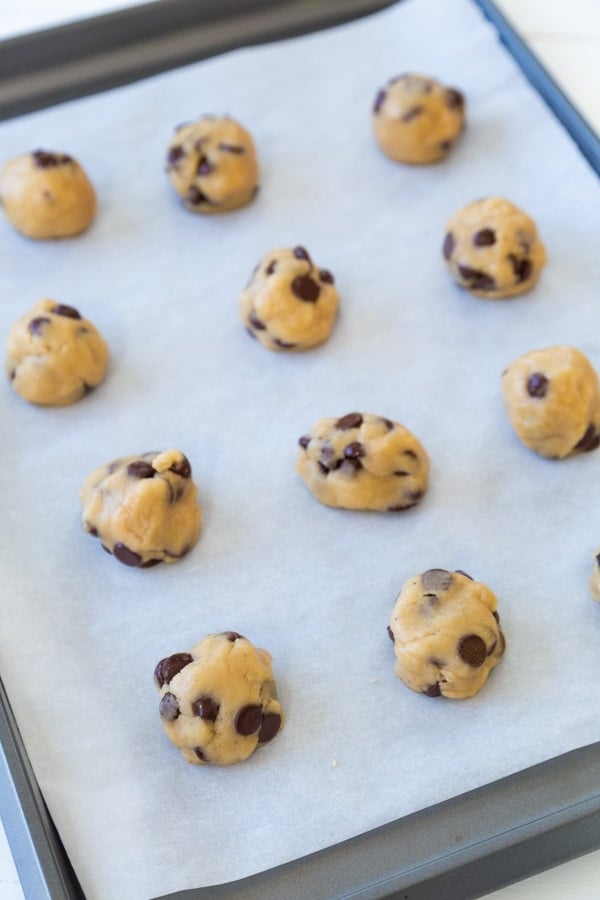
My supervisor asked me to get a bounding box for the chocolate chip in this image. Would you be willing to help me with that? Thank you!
[425,683,442,697]
[373,89,387,114]
[382,417,394,430]
[457,265,496,291]
[404,490,423,505]
[141,558,162,568]
[248,311,266,331]
[298,435,310,449]
[167,145,185,167]
[320,444,335,465]
[336,413,363,430]
[510,256,532,283]
[387,503,410,511]
[422,569,453,591]
[573,424,600,453]
[235,704,263,736]
[293,246,311,262]
[218,143,245,154]
[197,155,215,176]
[457,634,487,667]
[154,652,194,687]
[318,462,329,475]
[127,460,155,479]
[32,149,72,168]
[191,695,220,721]
[258,712,281,743]
[222,631,244,642]
[341,458,362,475]
[291,275,320,302]
[487,640,497,656]
[473,228,496,247]
[113,543,143,567]
[159,692,180,721]
[393,470,409,476]
[526,372,549,398]
[273,337,298,349]
[87,525,99,537]
[596,553,600,567]
[387,625,395,643]
[493,610,500,623]
[9,369,16,381]
[170,455,192,478]
[443,232,455,260]
[194,748,207,761]
[186,185,210,206]
[319,269,334,284]
[344,442,365,459]
[439,140,452,152]
[424,592,439,606]
[265,260,277,275]
[28,316,51,335]
[454,569,474,580]
[446,89,465,111]
[401,105,423,122]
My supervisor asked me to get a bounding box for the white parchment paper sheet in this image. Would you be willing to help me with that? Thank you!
[1,0,600,896]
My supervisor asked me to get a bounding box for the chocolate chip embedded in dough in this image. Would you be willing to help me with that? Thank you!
[509,255,533,283]
[197,155,215,176]
[248,310,266,330]
[273,337,298,350]
[235,704,263,736]
[344,441,365,459]
[191,695,220,721]
[159,692,180,721]
[186,185,211,206]
[170,455,192,478]
[293,246,311,262]
[318,462,329,475]
[341,458,362,475]
[439,140,452,152]
[167,145,185,167]
[32,149,72,168]
[573,424,600,453]
[28,316,51,335]
[382,417,394,430]
[454,569,474,580]
[402,105,424,123]
[51,303,82,319]
[265,260,277,275]
[194,748,207,761]
[387,625,395,643]
[319,269,334,284]
[443,232,455,260]
[141,558,162,569]
[373,89,387,114]
[127,460,155,479]
[393,470,409,477]
[335,413,363,430]
[526,372,549,398]
[291,275,320,302]
[218,143,245,154]
[222,631,244,642]
[258,712,281,743]
[298,435,310,449]
[113,542,144,567]
[493,610,500,622]
[422,569,453,591]
[457,264,496,292]
[154,652,194,687]
[472,228,496,247]
[425,683,442,697]
[457,634,487,667]
[445,89,464,111]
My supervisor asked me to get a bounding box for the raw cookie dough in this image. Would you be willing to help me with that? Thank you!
[0,149,96,239]
[6,299,108,406]
[501,346,600,458]
[296,412,429,511]
[443,196,546,298]
[372,73,465,165]
[166,115,259,213]
[154,631,284,766]
[240,246,339,351]
[80,450,201,567]
[589,552,600,602]
[388,568,505,699]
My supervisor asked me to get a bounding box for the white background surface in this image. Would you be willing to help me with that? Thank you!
[1,1,600,898]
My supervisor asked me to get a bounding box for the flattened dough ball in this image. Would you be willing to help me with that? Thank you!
[0,149,96,239]
[372,73,465,165]
[443,196,546,298]
[154,631,284,766]
[240,246,339,351]
[388,569,505,699]
[166,116,259,213]
[80,450,201,568]
[501,346,600,458]
[6,299,108,406]
[296,412,429,511]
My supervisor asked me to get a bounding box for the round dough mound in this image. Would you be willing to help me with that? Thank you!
[0,149,96,239]
[296,412,429,511]
[165,116,259,213]
[240,246,339,351]
[590,552,600,602]
[501,346,600,459]
[443,196,546,298]
[154,631,284,766]
[389,568,506,699]
[6,299,108,406]
[80,450,201,568]
[372,73,465,164]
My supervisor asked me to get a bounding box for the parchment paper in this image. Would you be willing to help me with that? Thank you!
[1,1,600,897]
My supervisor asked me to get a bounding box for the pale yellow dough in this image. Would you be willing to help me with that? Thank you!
[443,196,546,298]
[166,116,259,213]
[389,569,506,700]
[154,632,284,766]
[0,150,96,239]
[7,299,108,406]
[240,246,339,351]
[296,412,429,511]
[501,346,600,458]
[80,450,201,568]
[372,73,466,165]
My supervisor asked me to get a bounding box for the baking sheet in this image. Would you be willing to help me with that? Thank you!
[1,0,600,897]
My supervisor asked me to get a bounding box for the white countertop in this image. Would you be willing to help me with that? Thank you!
[1,1,599,898]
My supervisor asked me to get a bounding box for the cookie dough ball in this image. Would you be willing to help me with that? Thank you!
[0,149,96,239]
[80,450,201,568]
[6,299,108,406]
[590,552,600,602]
[388,569,506,699]
[501,346,600,459]
[372,73,465,165]
[296,412,429,511]
[154,631,284,766]
[443,196,546,298]
[165,116,259,213]
[240,246,339,351]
